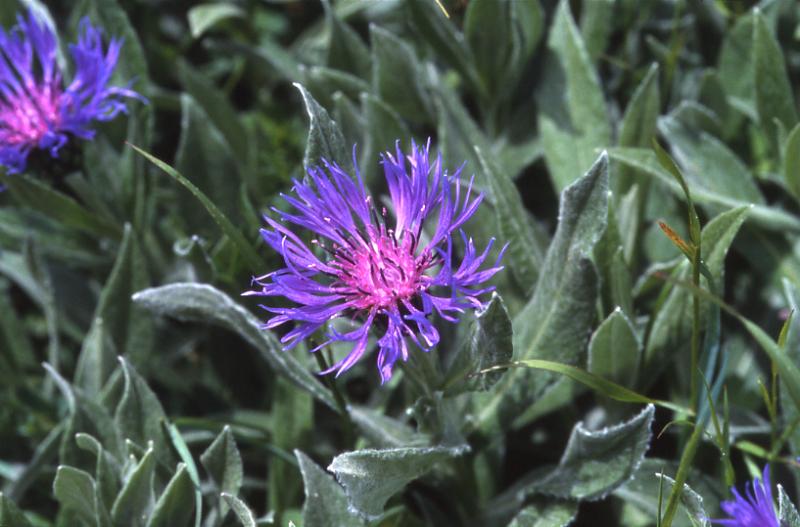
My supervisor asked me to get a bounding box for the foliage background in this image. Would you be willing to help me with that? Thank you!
[1,0,800,526]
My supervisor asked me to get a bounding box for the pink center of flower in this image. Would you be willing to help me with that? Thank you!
[0,84,61,146]
[331,230,435,311]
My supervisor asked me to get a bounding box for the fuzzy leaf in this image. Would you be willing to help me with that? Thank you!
[294,83,349,172]
[588,308,640,388]
[200,426,242,518]
[507,501,577,527]
[132,283,336,409]
[0,493,33,527]
[221,494,256,527]
[147,464,195,527]
[537,0,610,191]
[295,450,361,527]
[779,485,800,527]
[53,466,102,526]
[188,3,244,39]
[111,447,156,527]
[533,404,654,500]
[753,9,797,143]
[328,446,466,519]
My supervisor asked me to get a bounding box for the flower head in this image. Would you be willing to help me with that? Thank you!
[245,141,505,382]
[712,465,779,527]
[0,10,144,174]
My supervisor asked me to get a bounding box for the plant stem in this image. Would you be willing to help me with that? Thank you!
[690,245,701,414]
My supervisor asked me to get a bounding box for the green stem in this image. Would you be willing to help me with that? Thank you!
[661,416,704,526]
[690,246,701,414]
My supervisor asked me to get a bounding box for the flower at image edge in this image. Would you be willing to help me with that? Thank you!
[0,10,145,174]
[712,465,779,527]
[245,141,506,383]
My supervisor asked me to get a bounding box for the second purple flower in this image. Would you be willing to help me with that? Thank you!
[245,141,506,383]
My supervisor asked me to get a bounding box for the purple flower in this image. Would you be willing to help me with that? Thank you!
[245,141,506,383]
[712,465,779,527]
[0,10,144,174]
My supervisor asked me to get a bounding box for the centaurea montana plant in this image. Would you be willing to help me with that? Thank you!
[245,141,506,383]
[712,465,779,527]
[0,10,143,174]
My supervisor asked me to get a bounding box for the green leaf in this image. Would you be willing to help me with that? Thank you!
[164,424,202,527]
[111,447,156,527]
[5,175,121,239]
[200,426,242,519]
[779,485,800,527]
[370,25,431,122]
[115,358,171,466]
[294,83,350,172]
[131,283,337,409]
[492,359,687,414]
[537,0,610,191]
[178,62,251,180]
[328,445,466,519]
[406,0,480,94]
[0,492,33,527]
[221,493,256,527]
[147,464,195,527]
[784,123,800,199]
[188,2,244,39]
[619,64,660,149]
[475,146,544,291]
[445,292,513,394]
[324,1,370,77]
[75,433,121,516]
[579,0,614,63]
[348,406,425,449]
[464,0,543,100]
[475,153,608,429]
[657,113,763,206]
[656,474,710,527]
[74,318,115,398]
[53,466,103,526]
[717,12,756,119]
[295,450,362,527]
[607,148,800,231]
[532,404,654,500]
[129,144,262,272]
[359,93,410,186]
[645,206,750,372]
[507,501,577,527]
[175,94,243,230]
[588,309,640,388]
[753,9,797,144]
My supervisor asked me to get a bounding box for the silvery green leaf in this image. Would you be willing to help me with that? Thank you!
[0,492,33,527]
[588,308,640,388]
[370,25,431,122]
[328,445,467,519]
[53,466,106,526]
[200,426,242,518]
[779,485,800,527]
[445,292,513,394]
[784,123,800,199]
[75,433,121,513]
[657,112,763,205]
[607,148,800,231]
[348,406,425,449]
[579,0,613,63]
[295,450,362,527]
[475,146,545,291]
[324,1,370,77]
[753,9,797,144]
[132,283,336,409]
[619,63,660,149]
[359,93,410,185]
[474,152,608,430]
[294,83,350,172]
[74,318,115,398]
[656,474,710,527]
[464,0,543,100]
[645,206,749,371]
[533,404,654,501]
[146,464,195,527]
[175,92,244,229]
[114,358,171,466]
[221,493,257,527]
[188,3,244,39]
[537,0,610,191]
[507,501,577,527]
[111,447,156,527]
[717,12,756,119]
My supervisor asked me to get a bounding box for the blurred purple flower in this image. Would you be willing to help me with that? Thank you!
[0,10,144,174]
[245,141,506,383]
[712,465,779,527]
